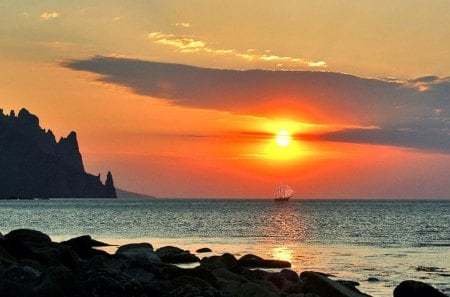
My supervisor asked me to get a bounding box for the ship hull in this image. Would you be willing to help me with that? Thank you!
[274,196,291,201]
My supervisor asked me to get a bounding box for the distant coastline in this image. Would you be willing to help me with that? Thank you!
[116,188,157,199]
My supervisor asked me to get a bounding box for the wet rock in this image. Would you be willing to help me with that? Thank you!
[83,274,125,297]
[336,280,363,293]
[19,259,43,272]
[156,245,200,263]
[212,268,248,283]
[3,264,41,286]
[280,269,300,283]
[5,229,51,245]
[82,270,140,297]
[61,235,109,259]
[300,271,371,297]
[200,253,239,271]
[0,280,34,297]
[238,253,291,268]
[116,242,161,264]
[393,280,447,297]
[34,266,79,297]
[416,266,442,272]
[237,281,280,297]
[0,244,16,262]
[197,247,212,253]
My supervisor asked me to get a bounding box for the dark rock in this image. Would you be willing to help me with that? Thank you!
[34,266,79,297]
[212,268,248,283]
[61,235,109,259]
[156,245,200,263]
[237,281,280,297]
[19,259,43,272]
[5,229,51,245]
[117,242,153,252]
[84,274,125,297]
[337,280,362,293]
[196,247,212,253]
[300,271,371,297]
[0,244,16,262]
[82,270,141,297]
[0,280,34,297]
[280,269,300,283]
[416,266,442,272]
[0,108,116,199]
[393,280,447,297]
[3,264,41,286]
[200,253,239,271]
[116,242,161,264]
[367,277,380,282]
[238,253,291,268]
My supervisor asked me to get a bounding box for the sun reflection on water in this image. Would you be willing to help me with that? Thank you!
[272,246,294,263]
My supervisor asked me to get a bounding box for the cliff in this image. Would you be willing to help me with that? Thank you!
[0,108,117,198]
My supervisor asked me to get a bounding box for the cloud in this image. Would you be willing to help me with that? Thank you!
[40,11,59,20]
[147,31,327,68]
[63,56,450,153]
[148,32,206,53]
[174,22,191,28]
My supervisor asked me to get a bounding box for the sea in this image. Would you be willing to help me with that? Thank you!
[1,198,449,297]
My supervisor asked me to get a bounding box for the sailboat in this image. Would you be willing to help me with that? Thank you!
[274,184,294,201]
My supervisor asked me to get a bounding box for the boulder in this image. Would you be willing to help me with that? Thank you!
[34,266,80,297]
[116,243,161,264]
[61,235,109,259]
[5,229,51,245]
[200,253,239,271]
[300,271,371,297]
[393,280,447,297]
[212,268,248,284]
[238,253,291,268]
[336,280,363,294]
[237,282,280,297]
[0,245,16,262]
[82,270,140,297]
[0,279,34,297]
[159,265,219,288]
[280,269,300,283]
[196,247,212,253]
[241,268,302,295]
[156,246,200,263]
[3,264,41,286]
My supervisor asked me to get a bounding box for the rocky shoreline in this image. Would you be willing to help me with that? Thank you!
[0,229,447,297]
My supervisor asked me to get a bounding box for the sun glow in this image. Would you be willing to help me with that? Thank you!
[275,130,291,147]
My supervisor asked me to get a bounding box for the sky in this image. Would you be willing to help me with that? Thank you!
[1,0,450,198]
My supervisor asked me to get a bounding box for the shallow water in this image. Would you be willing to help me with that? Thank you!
[1,199,449,296]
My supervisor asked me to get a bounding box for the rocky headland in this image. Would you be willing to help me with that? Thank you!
[0,229,447,297]
[0,108,116,198]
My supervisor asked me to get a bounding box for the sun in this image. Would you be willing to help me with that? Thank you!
[275,130,291,147]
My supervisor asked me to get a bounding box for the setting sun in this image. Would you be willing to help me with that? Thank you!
[275,130,291,147]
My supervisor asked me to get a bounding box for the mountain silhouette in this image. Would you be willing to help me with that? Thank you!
[0,108,116,198]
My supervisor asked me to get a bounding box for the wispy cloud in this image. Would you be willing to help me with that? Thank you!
[174,22,191,28]
[40,11,59,20]
[148,32,206,53]
[147,31,327,68]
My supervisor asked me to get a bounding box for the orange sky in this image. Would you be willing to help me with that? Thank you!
[1,1,450,198]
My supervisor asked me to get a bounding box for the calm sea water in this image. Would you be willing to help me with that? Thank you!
[1,199,449,296]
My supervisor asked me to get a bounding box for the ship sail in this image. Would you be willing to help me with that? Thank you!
[274,184,294,201]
